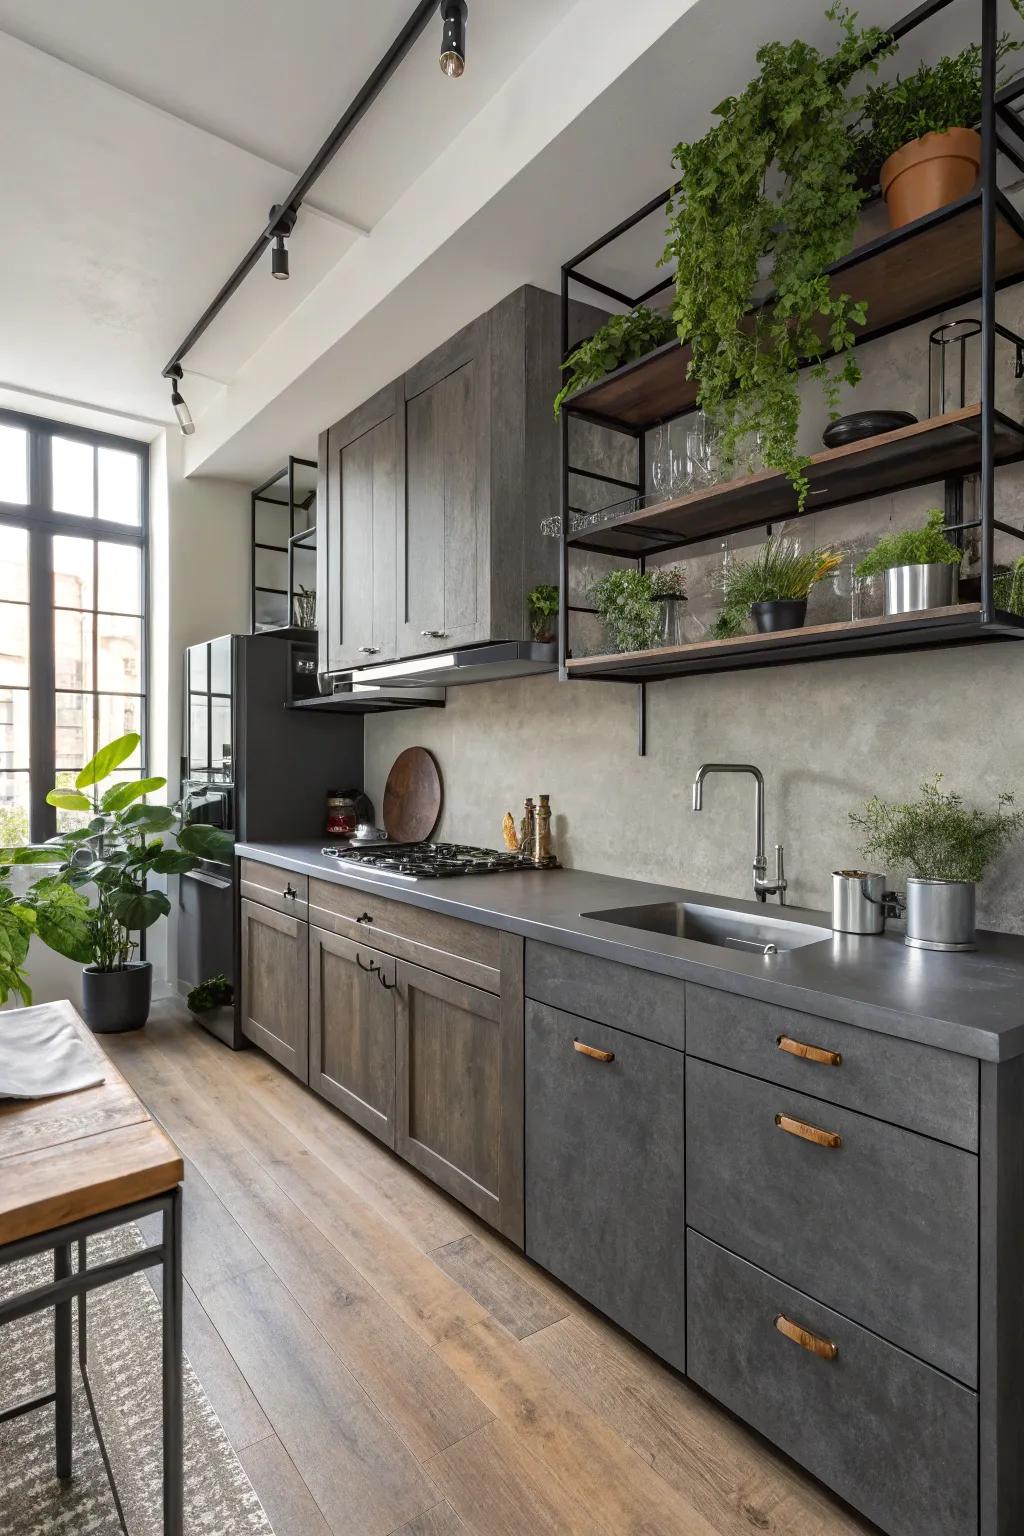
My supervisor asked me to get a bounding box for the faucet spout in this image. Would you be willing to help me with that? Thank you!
[690,762,787,906]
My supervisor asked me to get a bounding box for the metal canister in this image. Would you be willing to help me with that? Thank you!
[904,878,977,952]
[831,870,889,935]
[883,562,959,616]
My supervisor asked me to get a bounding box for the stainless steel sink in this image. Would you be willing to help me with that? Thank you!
[582,901,832,955]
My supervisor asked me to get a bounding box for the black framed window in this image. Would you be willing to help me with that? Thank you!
[0,409,148,844]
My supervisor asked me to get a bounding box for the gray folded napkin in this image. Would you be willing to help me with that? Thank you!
[0,1004,106,1099]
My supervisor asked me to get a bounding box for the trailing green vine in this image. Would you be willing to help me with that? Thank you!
[553,306,674,418]
[660,6,893,507]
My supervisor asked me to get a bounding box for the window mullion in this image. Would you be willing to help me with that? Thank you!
[28,525,55,844]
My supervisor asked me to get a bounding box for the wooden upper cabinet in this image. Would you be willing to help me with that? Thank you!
[318,379,402,676]
[318,285,566,675]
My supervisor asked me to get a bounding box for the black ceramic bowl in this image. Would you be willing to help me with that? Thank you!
[822,410,917,448]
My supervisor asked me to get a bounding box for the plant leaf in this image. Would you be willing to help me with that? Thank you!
[177,825,234,862]
[151,850,196,875]
[101,777,167,812]
[0,844,62,864]
[47,790,92,811]
[33,883,95,964]
[107,887,171,931]
[119,804,175,833]
[75,734,140,789]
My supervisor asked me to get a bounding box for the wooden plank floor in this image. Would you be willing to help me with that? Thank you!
[105,1000,877,1536]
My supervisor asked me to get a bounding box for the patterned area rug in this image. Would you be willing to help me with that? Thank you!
[0,1224,273,1536]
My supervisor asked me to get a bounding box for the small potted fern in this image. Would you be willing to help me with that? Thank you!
[591,568,687,653]
[711,541,842,639]
[855,509,962,615]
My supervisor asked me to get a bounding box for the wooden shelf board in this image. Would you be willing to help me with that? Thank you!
[565,604,1024,682]
[563,192,1024,431]
[568,406,1024,556]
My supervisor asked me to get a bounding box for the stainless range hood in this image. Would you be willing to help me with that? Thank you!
[349,640,557,689]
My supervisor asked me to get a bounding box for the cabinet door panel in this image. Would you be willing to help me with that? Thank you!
[525,1001,686,1370]
[309,927,395,1147]
[395,959,505,1227]
[240,897,308,1080]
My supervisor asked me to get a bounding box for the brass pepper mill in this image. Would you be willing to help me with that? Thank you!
[533,793,555,867]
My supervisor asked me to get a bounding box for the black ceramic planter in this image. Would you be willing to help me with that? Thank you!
[750,598,808,633]
[81,961,153,1034]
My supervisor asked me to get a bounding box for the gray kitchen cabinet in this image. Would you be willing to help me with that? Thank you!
[317,378,401,674]
[524,1000,686,1370]
[687,1230,978,1536]
[309,926,396,1148]
[395,946,524,1244]
[240,896,309,1081]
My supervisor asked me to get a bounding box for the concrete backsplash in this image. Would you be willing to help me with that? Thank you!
[365,294,1024,935]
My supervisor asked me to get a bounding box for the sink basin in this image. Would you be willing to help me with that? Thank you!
[582,901,832,955]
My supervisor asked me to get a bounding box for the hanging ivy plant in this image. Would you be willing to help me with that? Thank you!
[660,7,893,507]
[553,306,674,418]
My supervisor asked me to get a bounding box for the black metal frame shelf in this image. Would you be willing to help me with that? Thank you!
[557,0,1024,734]
[250,456,317,634]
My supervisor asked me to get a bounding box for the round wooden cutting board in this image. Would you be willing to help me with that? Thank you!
[382,747,443,843]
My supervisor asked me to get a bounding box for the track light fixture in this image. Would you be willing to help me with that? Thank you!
[439,0,467,77]
[167,365,195,436]
[268,204,296,281]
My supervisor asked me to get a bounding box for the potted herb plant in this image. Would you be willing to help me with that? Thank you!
[852,26,1024,229]
[850,776,1024,950]
[994,555,1024,614]
[591,568,686,653]
[855,508,962,615]
[3,733,232,1032]
[527,583,560,643]
[711,541,842,638]
[553,306,674,418]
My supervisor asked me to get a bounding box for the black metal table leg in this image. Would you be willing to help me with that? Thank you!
[162,1187,184,1536]
[53,1243,73,1480]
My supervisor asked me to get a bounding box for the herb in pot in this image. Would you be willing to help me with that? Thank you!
[850,776,1024,883]
[711,540,842,639]
[591,567,686,654]
[994,556,1024,615]
[187,974,234,1014]
[553,307,674,418]
[660,7,893,508]
[527,583,560,642]
[854,508,962,579]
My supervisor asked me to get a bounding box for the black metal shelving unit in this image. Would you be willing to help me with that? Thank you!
[250,456,318,634]
[558,0,1024,749]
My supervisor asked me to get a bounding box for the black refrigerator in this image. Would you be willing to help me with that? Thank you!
[177,633,362,1047]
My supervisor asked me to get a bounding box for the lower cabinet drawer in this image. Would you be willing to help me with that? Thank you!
[687,1231,978,1536]
[686,1057,978,1384]
[525,1001,685,1369]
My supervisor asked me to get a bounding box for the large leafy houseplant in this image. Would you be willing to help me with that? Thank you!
[711,540,842,638]
[2,734,232,1016]
[660,7,892,507]
[854,508,962,579]
[850,776,1024,883]
[553,306,674,418]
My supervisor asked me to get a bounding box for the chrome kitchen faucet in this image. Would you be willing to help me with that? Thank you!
[692,763,787,905]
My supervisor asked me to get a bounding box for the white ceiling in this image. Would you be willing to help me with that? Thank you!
[0,0,979,479]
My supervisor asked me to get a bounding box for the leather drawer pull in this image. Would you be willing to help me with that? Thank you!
[775,1112,842,1149]
[777,1034,841,1067]
[775,1312,839,1361]
[573,1039,614,1063]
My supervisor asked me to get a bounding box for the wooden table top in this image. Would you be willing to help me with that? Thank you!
[0,1000,183,1247]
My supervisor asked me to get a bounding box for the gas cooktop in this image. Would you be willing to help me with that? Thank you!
[320,840,545,881]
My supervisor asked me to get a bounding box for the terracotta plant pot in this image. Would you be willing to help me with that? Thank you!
[880,127,981,230]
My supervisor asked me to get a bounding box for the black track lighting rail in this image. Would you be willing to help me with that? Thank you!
[161,0,441,386]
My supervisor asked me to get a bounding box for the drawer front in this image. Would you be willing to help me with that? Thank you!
[687,1232,977,1536]
[686,1057,978,1384]
[309,878,500,992]
[686,982,978,1150]
[525,1001,685,1369]
[525,941,684,1049]
[240,859,309,921]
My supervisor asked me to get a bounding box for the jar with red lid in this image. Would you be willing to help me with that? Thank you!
[326,789,358,838]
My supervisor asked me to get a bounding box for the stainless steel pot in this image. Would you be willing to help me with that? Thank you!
[831,870,889,934]
[904,878,976,952]
[883,562,959,616]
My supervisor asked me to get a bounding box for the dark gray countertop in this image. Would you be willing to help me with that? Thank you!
[237,840,1024,1061]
